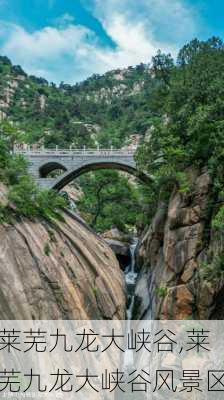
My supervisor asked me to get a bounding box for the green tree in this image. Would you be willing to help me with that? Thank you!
[137,38,224,218]
[77,170,145,232]
[0,122,66,222]
[0,121,25,149]
[151,50,174,85]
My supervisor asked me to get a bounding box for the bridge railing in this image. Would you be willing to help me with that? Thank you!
[13,147,137,156]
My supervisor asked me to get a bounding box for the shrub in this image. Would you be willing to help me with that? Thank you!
[156,286,168,298]
[8,176,66,221]
[4,155,28,185]
[212,206,224,231]
[0,122,66,224]
[8,176,40,218]
[200,255,224,282]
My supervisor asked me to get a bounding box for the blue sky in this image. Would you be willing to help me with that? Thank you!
[0,0,223,84]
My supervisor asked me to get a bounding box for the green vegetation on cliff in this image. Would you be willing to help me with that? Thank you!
[0,122,66,222]
[137,37,224,227]
[1,37,224,232]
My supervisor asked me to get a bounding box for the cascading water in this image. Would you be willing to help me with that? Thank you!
[125,239,138,320]
[123,240,149,400]
[124,238,138,369]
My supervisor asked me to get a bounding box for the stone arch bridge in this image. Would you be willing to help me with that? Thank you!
[14,147,149,190]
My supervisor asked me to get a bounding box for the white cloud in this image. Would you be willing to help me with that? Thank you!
[92,0,198,43]
[0,0,199,83]
[92,13,176,71]
[2,24,90,58]
[0,22,97,82]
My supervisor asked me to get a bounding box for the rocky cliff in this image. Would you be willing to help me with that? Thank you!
[0,205,126,319]
[135,169,224,320]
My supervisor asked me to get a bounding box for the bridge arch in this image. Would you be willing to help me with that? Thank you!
[39,161,67,178]
[48,160,150,191]
[14,147,151,190]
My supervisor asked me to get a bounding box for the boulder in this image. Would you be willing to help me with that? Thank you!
[102,228,130,243]
[103,239,129,257]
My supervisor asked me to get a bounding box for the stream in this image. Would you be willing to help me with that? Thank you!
[125,239,138,321]
[122,240,148,400]
[123,238,138,369]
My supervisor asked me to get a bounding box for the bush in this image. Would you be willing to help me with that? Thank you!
[4,155,28,185]
[200,255,224,282]
[8,176,40,218]
[0,123,66,223]
[36,189,66,221]
[8,176,66,221]
[155,286,168,298]
[212,205,224,231]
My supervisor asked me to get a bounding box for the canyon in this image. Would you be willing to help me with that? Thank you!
[1,167,224,321]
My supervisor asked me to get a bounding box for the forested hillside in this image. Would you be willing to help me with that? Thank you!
[0,56,155,148]
[0,55,156,232]
[137,36,224,230]
[135,37,224,319]
[1,37,224,235]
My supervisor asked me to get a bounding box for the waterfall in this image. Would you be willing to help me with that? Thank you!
[124,238,138,369]
[125,238,138,320]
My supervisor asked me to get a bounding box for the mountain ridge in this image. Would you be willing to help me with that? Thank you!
[0,55,155,148]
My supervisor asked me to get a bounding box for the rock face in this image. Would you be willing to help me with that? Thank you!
[0,210,126,320]
[62,183,84,213]
[63,183,83,203]
[102,228,131,269]
[135,169,224,320]
[103,229,130,255]
[103,239,129,257]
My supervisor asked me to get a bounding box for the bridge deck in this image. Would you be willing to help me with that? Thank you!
[14,148,136,157]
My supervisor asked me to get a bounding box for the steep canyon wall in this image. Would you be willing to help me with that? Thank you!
[136,169,224,320]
